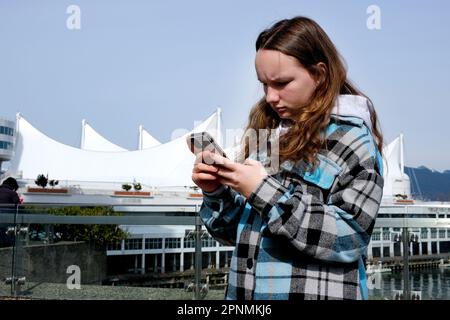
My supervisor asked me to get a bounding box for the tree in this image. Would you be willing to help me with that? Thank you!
[35,174,48,188]
[133,182,142,191]
[122,183,132,191]
[29,206,128,247]
[49,179,59,188]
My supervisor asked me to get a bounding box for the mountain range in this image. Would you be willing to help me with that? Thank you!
[404,166,450,201]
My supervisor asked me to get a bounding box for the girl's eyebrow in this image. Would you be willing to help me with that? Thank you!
[258,75,290,82]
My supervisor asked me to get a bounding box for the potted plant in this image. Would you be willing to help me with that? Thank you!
[188,186,203,199]
[35,174,48,188]
[122,183,132,192]
[133,183,142,191]
[113,182,151,197]
[394,194,414,204]
[49,179,59,188]
[27,174,68,194]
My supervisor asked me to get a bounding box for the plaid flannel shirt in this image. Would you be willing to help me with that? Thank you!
[200,114,384,300]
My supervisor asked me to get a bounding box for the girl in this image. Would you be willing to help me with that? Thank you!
[192,16,384,300]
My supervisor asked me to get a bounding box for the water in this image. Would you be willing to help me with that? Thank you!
[369,267,450,300]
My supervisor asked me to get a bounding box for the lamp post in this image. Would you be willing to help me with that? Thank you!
[392,229,420,300]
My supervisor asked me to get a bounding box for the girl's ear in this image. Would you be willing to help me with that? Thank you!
[313,62,327,86]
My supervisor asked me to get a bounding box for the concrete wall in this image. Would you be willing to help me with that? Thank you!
[0,241,107,285]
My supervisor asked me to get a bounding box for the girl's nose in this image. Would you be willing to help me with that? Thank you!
[265,86,280,104]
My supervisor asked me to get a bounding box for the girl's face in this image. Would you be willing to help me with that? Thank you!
[255,49,319,120]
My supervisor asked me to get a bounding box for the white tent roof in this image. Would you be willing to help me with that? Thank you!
[10,111,221,187]
[10,110,411,198]
[382,134,411,199]
[138,125,161,150]
[383,136,402,179]
[80,120,128,152]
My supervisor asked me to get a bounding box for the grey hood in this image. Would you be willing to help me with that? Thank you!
[277,94,374,135]
[331,95,373,132]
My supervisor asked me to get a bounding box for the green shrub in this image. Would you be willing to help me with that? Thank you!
[35,174,48,188]
[133,183,142,191]
[29,206,128,247]
[122,184,132,191]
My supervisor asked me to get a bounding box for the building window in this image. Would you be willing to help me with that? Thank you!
[431,242,437,254]
[0,126,14,136]
[125,238,142,250]
[145,238,162,249]
[383,246,390,257]
[107,242,122,251]
[431,229,437,239]
[184,238,195,248]
[202,236,217,247]
[372,247,381,258]
[165,237,181,249]
[0,141,13,150]
[439,229,446,239]
[372,232,381,241]
[383,232,390,241]
[421,228,428,239]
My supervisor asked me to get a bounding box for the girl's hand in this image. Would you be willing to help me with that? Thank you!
[205,152,268,198]
[191,151,223,193]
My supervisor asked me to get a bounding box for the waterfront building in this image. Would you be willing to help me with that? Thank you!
[1,110,449,275]
[0,118,15,174]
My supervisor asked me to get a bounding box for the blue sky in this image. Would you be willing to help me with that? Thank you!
[1,0,449,171]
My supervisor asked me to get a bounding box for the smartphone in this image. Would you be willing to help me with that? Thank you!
[187,131,228,158]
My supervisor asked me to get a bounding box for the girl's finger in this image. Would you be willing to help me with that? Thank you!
[193,173,219,181]
[244,158,259,166]
[218,177,236,188]
[206,152,237,169]
[215,167,235,180]
[195,150,216,165]
[194,162,219,173]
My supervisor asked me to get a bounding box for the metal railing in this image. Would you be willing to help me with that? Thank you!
[0,203,210,300]
[375,205,450,300]
[2,203,450,300]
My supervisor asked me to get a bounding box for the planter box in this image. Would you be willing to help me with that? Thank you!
[187,193,203,199]
[113,191,152,197]
[395,199,414,204]
[27,187,68,194]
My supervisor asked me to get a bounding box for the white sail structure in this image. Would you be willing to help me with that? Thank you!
[138,126,161,150]
[382,133,411,200]
[10,110,221,187]
[80,120,128,152]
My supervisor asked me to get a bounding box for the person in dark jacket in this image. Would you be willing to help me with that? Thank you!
[0,177,20,247]
[0,177,20,205]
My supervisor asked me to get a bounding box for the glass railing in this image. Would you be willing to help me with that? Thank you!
[0,204,228,300]
[369,208,450,300]
[1,204,450,300]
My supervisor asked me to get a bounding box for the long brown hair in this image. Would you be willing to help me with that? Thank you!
[243,16,383,167]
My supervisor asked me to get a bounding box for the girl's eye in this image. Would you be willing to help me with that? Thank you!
[259,80,290,89]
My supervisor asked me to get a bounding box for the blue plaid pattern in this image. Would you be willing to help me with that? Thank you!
[200,115,384,300]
